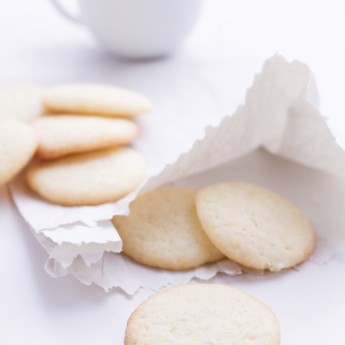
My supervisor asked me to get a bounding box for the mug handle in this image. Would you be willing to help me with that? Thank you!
[50,0,82,24]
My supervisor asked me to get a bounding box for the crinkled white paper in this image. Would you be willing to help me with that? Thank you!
[10,55,345,294]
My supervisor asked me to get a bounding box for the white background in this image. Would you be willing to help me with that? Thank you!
[1,0,345,344]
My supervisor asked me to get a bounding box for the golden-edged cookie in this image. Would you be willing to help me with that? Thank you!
[125,284,280,345]
[0,84,46,122]
[196,182,315,271]
[0,121,37,187]
[26,147,145,206]
[43,83,151,118]
[33,115,138,159]
[113,188,224,270]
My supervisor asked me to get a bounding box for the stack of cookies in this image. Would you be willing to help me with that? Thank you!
[113,183,315,272]
[0,83,150,205]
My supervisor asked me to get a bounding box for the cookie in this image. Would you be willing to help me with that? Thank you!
[113,188,224,270]
[0,84,46,122]
[0,121,37,187]
[43,83,151,118]
[125,284,280,345]
[26,147,145,206]
[32,115,139,159]
[196,182,315,271]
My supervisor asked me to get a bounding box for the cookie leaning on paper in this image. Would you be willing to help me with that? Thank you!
[125,284,280,345]
[0,121,37,187]
[196,182,315,271]
[0,84,46,122]
[26,147,145,206]
[32,115,139,159]
[43,83,151,118]
[113,188,224,270]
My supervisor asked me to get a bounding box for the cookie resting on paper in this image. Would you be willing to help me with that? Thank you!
[196,182,315,271]
[26,147,145,206]
[113,188,224,270]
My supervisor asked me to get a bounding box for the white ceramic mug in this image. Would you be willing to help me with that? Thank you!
[51,0,203,59]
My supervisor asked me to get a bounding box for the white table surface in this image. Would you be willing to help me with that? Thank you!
[1,1,345,344]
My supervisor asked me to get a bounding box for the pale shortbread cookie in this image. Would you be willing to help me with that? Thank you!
[196,182,315,271]
[43,83,151,118]
[113,188,224,270]
[32,115,139,159]
[0,121,37,187]
[26,147,145,206]
[125,284,280,345]
[0,84,46,122]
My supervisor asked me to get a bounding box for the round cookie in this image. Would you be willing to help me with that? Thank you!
[196,182,315,271]
[113,188,224,270]
[26,147,145,206]
[0,121,37,187]
[0,84,46,122]
[43,83,151,118]
[33,115,139,159]
[125,284,280,345]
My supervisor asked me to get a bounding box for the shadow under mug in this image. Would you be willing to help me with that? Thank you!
[51,0,203,59]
